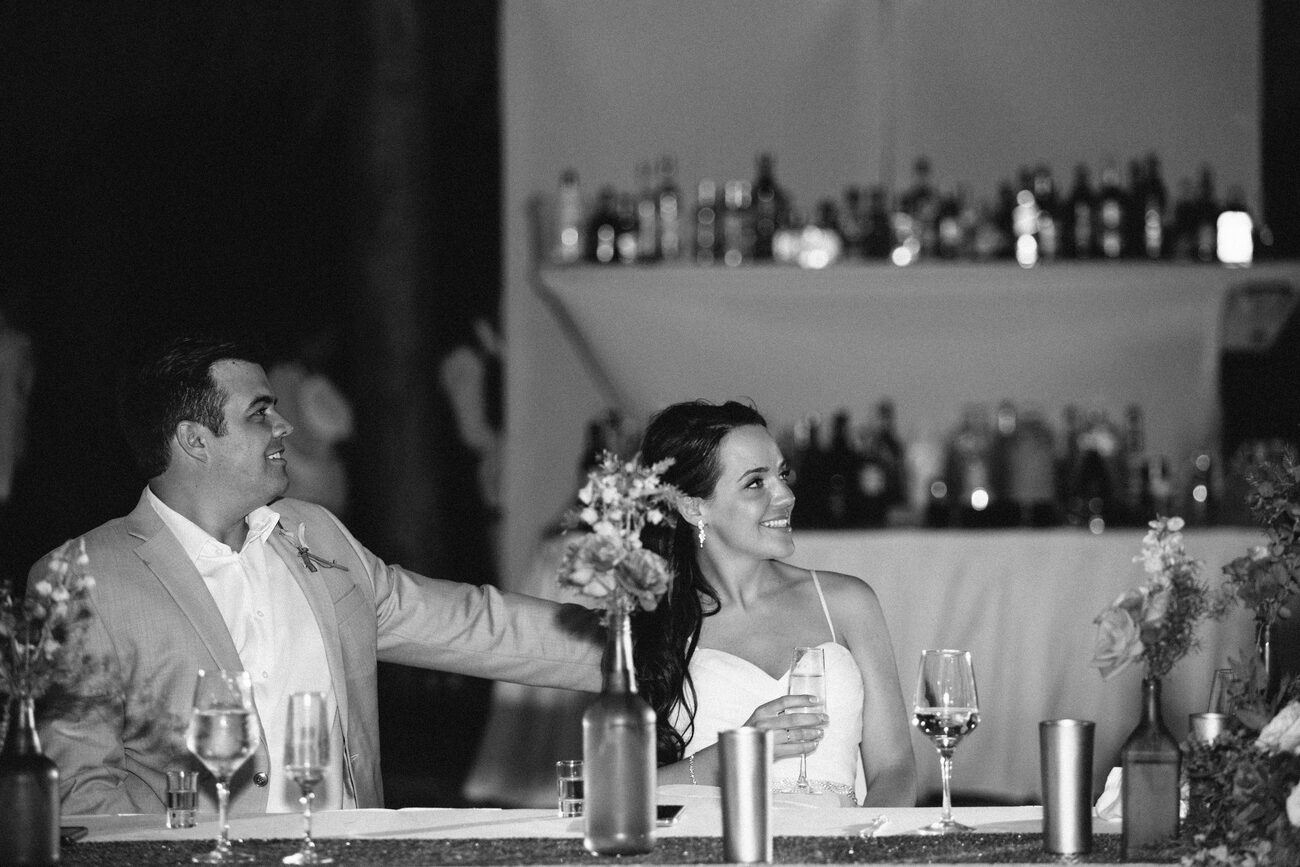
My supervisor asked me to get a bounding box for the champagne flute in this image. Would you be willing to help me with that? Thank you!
[787,646,827,794]
[283,692,333,865]
[186,669,259,863]
[912,649,979,834]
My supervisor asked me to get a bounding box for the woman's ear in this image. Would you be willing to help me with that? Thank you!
[675,494,704,527]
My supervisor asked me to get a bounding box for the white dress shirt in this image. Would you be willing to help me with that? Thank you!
[147,488,351,811]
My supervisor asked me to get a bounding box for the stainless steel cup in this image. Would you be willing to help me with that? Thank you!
[1189,712,1230,745]
[1039,719,1094,855]
[165,769,199,829]
[720,727,773,864]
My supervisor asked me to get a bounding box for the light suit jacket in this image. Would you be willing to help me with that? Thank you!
[36,491,603,816]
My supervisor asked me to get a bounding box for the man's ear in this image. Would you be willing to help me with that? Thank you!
[175,420,208,463]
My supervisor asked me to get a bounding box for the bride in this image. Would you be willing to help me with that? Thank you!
[633,400,916,807]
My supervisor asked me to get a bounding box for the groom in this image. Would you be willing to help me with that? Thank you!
[34,334,602,816]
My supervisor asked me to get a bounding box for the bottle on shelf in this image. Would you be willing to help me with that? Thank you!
[824,410,864,528]
[656,154,683,261]
[1069,408,1124,532]
[1123,157,1147,259]
[1170,177,1199,261]
[944,404,996,528]
[1141,153,1169,260]
[615,192,639,264]
[694,179,719,265]
[553,168,584,264]
[986,399,1020,526]
[720,179,754,267]
[752,152,789,262]
[1011,167,1041,268]
[793,413,829,528]
[840,186,864,259]
[586,186,619,264]
[936,188,965,260]
[1033,165,1060,262]
[854,419,890,529]
[874,398,906,515]
[1194,166,1219,263]
[635,161,659,262]
[1122,404,1151,526]
[901,156,940,259]
[1005,404,1059,526]
[861,186,894,260]
[1064,163,1095,260]
[1216,184,1254,266]
[1097,158,1126,260]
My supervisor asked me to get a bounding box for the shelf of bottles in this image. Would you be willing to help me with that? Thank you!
[580,401,1286,536]
[547,152,1259,271]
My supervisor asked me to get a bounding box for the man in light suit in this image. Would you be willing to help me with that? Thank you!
[35,335,603,816]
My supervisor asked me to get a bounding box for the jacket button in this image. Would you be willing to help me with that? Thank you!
[253,772,269,787]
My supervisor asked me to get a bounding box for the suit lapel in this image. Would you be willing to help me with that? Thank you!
[125,492,244,672]
[266,523,351,743]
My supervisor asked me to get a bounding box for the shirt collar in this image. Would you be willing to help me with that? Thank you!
[145,487,282,563]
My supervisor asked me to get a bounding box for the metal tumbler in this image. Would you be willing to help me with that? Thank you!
[1189,712,1230,745]
[720,727,773,864]
[1039,719,1094,855]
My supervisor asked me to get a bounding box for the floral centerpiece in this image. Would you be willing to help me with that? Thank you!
[1091,516,1227,681]
[556,450,680,856]
[1,539,96,711]
[557,450,679,618]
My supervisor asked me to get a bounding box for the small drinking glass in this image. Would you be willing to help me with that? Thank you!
[186,669,259,863]
[166,769,200,829]
[556,759,583,817]
[283,692,333,865]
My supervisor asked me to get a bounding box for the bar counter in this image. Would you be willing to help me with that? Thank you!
[61,800,1178,866]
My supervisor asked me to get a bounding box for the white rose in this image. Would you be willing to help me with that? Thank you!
[1288,782,1300,827]
[1257,701,1300,753]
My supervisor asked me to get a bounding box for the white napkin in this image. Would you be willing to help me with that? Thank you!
[1091,767,1190,821]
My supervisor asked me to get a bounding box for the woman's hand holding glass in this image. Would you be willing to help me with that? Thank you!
[742,694,827,761]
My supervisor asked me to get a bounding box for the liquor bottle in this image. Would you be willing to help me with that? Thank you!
[1141,153,1169,260]
[635,161,659,262]
[840,186,864,259]
[1170,177,1199,260]
[1070,409,1124,531]
[1216,185,1254,266]
[615,192,639,264]
[861,187,893,259]
[794,413,829,528]
[752,153,788,261]
[988,400,1020,526]
[1057,405,1083,525]
[1011,167,1040,267]
[936,189,964,259]
[586,186,619,264]
[1123,404,1149,525]
[656,154,683,261]
[824,410,862,527]
[694,179,719,265]
[720,180,753,267]
[945,404,995,528]
[874,399,906,511]
[1033,165,1060,261]
[553,168,584,264]
[1006,405,1058,526]
[1097,159,1126,259]
[854,421,889,529]
[1184,450,1218,526]
[901,156,939,259]
[1123,158,1147,259]
[1194,166,1219,263]
[1064,163,1095,259]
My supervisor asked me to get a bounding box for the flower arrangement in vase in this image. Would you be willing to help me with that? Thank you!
[557,451,679,856]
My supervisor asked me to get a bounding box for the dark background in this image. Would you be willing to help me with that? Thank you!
[2,0,1299,806]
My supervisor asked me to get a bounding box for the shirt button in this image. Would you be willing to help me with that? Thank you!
[254,772,269,787]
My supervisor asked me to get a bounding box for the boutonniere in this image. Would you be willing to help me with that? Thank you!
[279,522,350,573]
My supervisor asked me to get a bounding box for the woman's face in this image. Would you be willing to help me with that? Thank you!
[698,424,796,561]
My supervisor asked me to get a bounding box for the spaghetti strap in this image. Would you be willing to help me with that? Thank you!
[809,570,836,644]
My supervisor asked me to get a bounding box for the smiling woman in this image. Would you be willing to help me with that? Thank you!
[630,400,917,808]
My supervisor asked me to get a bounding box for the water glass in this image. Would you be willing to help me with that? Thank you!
[556,759,583,817]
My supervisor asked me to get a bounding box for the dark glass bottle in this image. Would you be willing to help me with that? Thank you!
[586,186,619,264]
[946,404,995,528]
[1120,677,1180,859]
[1141,153,1169,260]
[875,399,906,512]
[794,414,829,529]
[583,610,655,856]
[901,156,939,259]
[635,161,659,262]
[824,410,861,528]
[656,155,683,262]
[840,186,864,259]
[1033,165,1060,261]
[553,168,584,264]
[1064,163,1095,259]
[0,696,61,867]
[1194,166,1219,263]
[861,187,893,259]
[615,192,639,264]
[751,153,787,262]
[1097,159,1126,259]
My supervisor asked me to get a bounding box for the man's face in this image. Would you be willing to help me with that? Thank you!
[203,359,294,511]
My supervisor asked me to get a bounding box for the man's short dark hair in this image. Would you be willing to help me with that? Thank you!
[117,335,264,479]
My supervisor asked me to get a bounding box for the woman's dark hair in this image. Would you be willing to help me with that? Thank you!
[633,399,767,765]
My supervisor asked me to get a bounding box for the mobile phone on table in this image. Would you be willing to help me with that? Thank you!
[656,804,685,826]
[60,826,88,844]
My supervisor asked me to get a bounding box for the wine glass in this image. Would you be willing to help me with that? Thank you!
[912,649,980,834]
[786,646,827,793]
[283,692,333,865]
[186,669,259,863]
[1208,667,1238,716]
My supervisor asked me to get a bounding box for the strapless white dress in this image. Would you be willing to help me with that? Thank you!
[671,640,864,803]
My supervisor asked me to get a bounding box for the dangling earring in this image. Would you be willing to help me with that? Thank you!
[697,522,707,548]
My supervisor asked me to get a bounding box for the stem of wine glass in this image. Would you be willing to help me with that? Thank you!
[215,777,233,856]
[937,748,955,824]
[299,787,316,857]
[797,751,809,791]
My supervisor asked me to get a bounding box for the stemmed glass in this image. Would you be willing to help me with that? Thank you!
[786,646,827,793]
[912,649,980,834]
[283,692,333,865]
[1208,667,1238,716]
[186,669,259,863]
